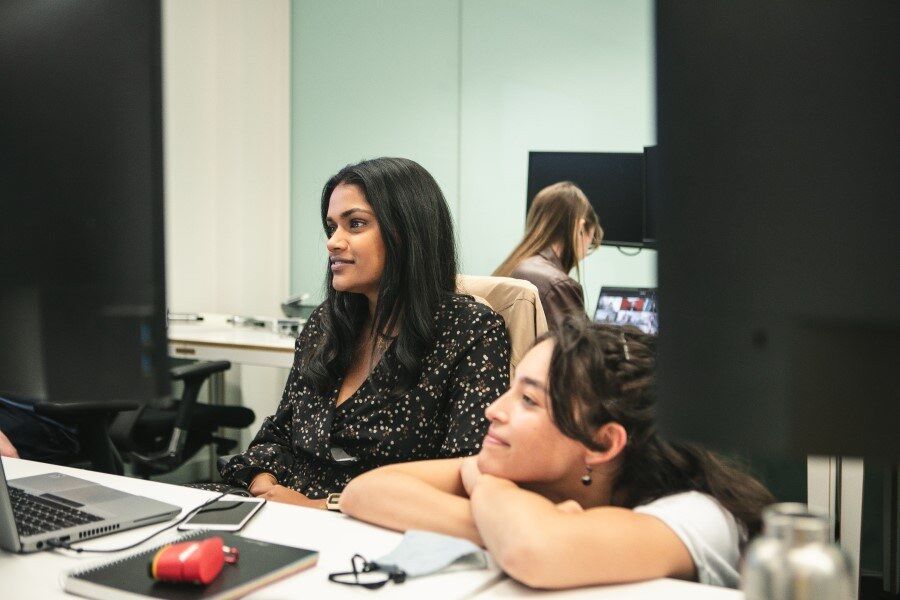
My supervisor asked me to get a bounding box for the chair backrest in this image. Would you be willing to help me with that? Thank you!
[456,275,549,379]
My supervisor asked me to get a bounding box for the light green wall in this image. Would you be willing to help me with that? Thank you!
[457,0,656,310]
[291,0,656,307]
[290,0,460,301]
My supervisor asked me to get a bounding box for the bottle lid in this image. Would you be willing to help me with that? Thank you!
[762,502,829,544]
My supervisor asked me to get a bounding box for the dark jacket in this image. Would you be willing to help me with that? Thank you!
[509,248,586,332]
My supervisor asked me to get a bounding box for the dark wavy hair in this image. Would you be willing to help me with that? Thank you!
[301,157,458,396]
[544,317,774,536]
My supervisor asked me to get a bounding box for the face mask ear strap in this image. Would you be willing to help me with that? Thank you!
[369,562,407,585]
[327,554,407,589]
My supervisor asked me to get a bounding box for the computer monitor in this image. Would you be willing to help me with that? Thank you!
[655,1,899,459]
[527,152,646,248]
[0,1,169,408]
[641,146,659,248]
[594,287,658,335]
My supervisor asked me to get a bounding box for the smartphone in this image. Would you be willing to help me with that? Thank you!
[178,498,265,532]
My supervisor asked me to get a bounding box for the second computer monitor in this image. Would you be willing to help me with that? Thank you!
[593,287,658,335]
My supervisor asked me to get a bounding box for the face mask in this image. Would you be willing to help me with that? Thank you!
[328,530,488,589]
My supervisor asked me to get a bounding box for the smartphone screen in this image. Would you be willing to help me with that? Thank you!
[179,499,264,531]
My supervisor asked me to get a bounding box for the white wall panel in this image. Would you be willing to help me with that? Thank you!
[163,0,292,450]
[164,0,290,317]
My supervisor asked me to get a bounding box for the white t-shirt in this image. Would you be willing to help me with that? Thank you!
[634,491,743,588]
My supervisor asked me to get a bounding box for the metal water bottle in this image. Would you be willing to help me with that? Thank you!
[743,503,853,600]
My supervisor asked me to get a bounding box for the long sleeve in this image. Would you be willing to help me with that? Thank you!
[508,252,587,334]
[541,277,586,332]
[440,312,511,457]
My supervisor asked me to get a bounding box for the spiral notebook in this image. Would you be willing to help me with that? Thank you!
[64,530,318,600]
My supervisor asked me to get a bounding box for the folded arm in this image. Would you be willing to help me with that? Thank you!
[340,457,484,545]
[469,475,696,589]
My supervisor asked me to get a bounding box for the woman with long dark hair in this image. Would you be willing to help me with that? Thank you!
[341,317,772,589]
[493,182,602,331]
[220,157,511,508]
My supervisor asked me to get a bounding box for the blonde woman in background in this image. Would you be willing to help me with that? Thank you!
[493,182,602,331]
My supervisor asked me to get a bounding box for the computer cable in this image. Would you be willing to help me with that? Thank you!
[47,488,259,554]
[616,246,643,257]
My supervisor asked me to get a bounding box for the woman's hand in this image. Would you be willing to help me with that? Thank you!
[460,455,484,496]
[0,430,19,459]
[260,484,327,509]
[249,473,329,509]
[249,472,278,496]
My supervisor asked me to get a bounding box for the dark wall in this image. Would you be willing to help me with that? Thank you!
[655,1,900,459]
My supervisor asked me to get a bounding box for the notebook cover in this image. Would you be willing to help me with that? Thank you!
[64,530,318,600]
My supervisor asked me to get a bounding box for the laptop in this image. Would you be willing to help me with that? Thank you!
[0,459,180,553]
[593,286,659,335]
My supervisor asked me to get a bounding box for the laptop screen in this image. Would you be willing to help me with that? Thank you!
[593,287,658,335]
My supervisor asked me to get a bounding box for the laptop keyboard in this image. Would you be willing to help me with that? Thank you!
[8,487,103,537]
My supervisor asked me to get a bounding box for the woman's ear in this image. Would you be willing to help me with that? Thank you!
[584,422,628,467]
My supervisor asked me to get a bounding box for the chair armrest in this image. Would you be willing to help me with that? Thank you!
[34,402,137,474]
[146,360,232,468]
[34,400,141,417]
[170,360,231,382]
[172,361,231,425]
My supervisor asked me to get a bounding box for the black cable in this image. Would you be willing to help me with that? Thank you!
[616,246,643,257]
[191,500,249,515]
[47,490,262,554]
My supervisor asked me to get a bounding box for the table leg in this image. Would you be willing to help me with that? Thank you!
[808,455,865,600]
[840,458,864,600]
[808,455,839,539]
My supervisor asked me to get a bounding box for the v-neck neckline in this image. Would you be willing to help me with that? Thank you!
[333,337,396,412]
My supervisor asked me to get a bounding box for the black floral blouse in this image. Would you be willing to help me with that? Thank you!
[221,294,511,498]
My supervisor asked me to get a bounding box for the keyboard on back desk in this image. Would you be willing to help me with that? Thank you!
[8,486,102,537]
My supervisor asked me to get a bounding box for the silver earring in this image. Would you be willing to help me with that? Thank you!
[581,465,592,486]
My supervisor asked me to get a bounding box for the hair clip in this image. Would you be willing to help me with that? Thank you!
[620,333,631,361]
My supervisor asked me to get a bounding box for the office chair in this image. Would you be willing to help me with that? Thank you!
[456,275,549,377]
[109,360,255,477]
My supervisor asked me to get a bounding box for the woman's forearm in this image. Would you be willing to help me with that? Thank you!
[469,475,569,586]
[342,471,483,545]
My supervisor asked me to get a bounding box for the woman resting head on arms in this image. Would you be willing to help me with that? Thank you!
[341,317,773,589]
[493,182,602,331]
[220,157,511,507]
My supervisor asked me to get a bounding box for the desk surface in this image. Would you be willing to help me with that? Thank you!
[168,313,295,369]
[0,458,500,600]
[479,577,742,599]
[0,458,743,600]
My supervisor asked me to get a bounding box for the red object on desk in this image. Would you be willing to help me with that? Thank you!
[149,536,238,585]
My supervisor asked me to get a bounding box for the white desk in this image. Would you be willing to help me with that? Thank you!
[0,458,743,600]
[168,313,296,369]
[479,577,742,599]
[0,457,501,600]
